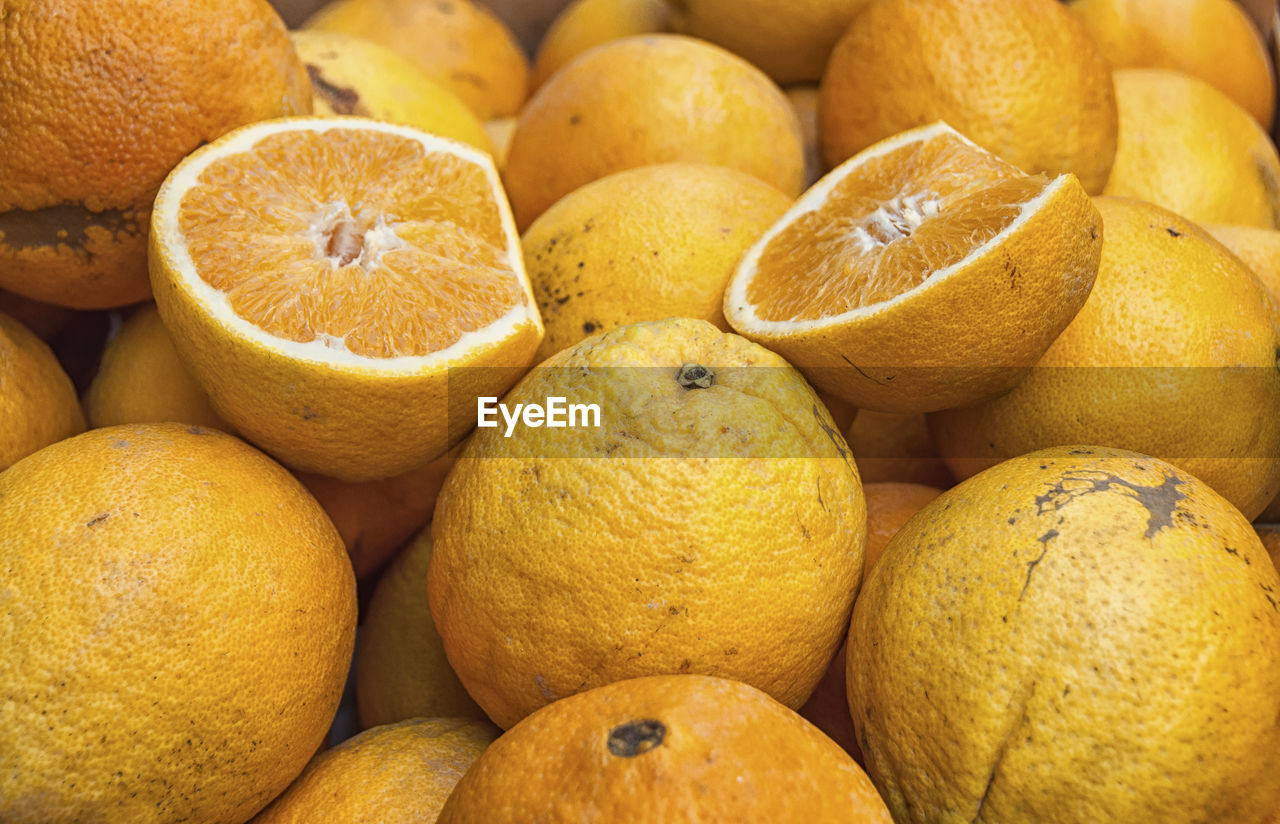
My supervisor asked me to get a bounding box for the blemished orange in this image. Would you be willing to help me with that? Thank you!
[532,0,671,89]
[250,718,498,824]
[295,445,458,579]
[929,197,1280,520]
[1068,0,1275,127]
[289,30,494,153]
[303,0,530,120]
[1103,68,1280,228]
[665,0,873,85]
[83,303,231,432]
[436,675,894,823]
[148,117,543,482]
[428,318,866,729]
[0,0,312,309]
[820,0,1118,194]
[503,34,805,230]
[798,481,941,759]
[724,122,1102,413]
[0,423,357,824]
[0,311,86,471]
[522,162,793,362]
[1204,223,1280,299]
[356,527,490,729]
[844,409,954,487]
[849,446,1280,821]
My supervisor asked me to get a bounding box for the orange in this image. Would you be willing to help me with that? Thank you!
[844,409,954,487]
[0,311,86,471]
[1068,0,1275,127]
[532,0,672,89]
[250,718,498,823]
[798,481,941,759]
[303,0,530,120]
[930,196,1280,520]
[1103,68,1280,227]
[0,0,311,309]
[1204,223,1280,298]
[428,318,866,729]
[503,34,805,230]
[356,526,489,729]
[724,122,1102,413]
[437,674,893,823]
[522,162,793,362]
[820,0,1118,194]
[289,30,493,153]
[83,303,231,432]
[1257,525,1280,570]
[296,445,458,579]
[0,423,356,824]
[849,445,1280,822]
[667,0,872,85]
[148,117,543,482]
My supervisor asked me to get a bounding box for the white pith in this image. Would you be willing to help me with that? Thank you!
[153,116,540,372]
[724,121,1063,334]
[305,202,407,271]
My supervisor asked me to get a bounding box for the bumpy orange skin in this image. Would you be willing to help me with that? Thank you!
[850,446,1280,823]
[0,311,85,470]
[437,675,894,823]
[0,0,312,308]
[504,34,805,230]
[930,197,1280,520]
[0,424,356,824]
[819,0,1118,194]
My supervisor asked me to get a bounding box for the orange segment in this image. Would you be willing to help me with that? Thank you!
[724,122,1101,413]
[150,117,543,482]
[749,133,1046,319]
[176,129,526,358]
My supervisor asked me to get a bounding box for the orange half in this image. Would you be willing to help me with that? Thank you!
[150,117,542,481]
[724,122,1102,413]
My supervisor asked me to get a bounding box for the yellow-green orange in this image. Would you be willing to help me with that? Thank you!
[532,0,671,89]
[0,423,357,824]
[849,445,1280,822]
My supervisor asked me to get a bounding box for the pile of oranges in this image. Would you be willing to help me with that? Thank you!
[4,0,1280,821]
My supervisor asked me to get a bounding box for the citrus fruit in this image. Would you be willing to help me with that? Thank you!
[0,423,357,824]
[1103,68,1280,228]
[1205,223,1280,298]
[83,303,231,432]
[428,317,866,729]
[296,446,458,579]
[844,409,954,487]
[302,0,531,120]
[148,116,543,482]
[929,196,1280,520]
[0,288,72,342]
[290,30,493,153]
[1257,525,1280,570]
[0,311,86,471]
[522,162,793,362]
[666,0,872,85]
[532,0,672,89]
[483,116,518,169]
[437,674,894,823]
[1068,0,1275,127]
[723,122,1102,413]
[849,445,1280,822]
[503,34,805,230]
[0,0,312,309]
[819,0,1118,194]
[250,717,497,823]
[798,481,941,758]
[786,85,825,187]
[356,527,489,729]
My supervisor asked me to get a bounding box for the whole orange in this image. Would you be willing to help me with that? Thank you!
[0,424,357,824]
[0,0,312,309]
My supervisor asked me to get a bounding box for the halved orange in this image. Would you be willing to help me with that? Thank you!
[723,122,1102,413]
[149,117,543,482]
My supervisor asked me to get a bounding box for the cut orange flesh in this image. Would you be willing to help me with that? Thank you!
[176,128,528,358]
[747,132,1047,321]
